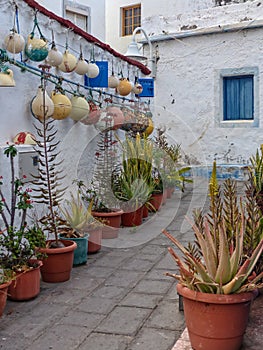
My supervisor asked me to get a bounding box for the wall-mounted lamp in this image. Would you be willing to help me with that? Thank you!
[124,27,157,79]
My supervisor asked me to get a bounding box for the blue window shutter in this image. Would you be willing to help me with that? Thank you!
[223,75,253,121]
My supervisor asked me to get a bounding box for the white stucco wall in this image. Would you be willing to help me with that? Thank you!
[36,0,106,40]
[0,0,143,201]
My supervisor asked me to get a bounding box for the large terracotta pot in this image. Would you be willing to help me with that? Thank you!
[87,227,102,254]
[38,240,77,283]
[121,206,143,227]
[92,210,123,239]
[177,283,255,350]
[0,281,11,317]
[8,260,42,301]
[149,192,163,212]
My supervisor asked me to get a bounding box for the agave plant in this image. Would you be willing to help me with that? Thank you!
[162,161,263,294]
[59,192,99,237]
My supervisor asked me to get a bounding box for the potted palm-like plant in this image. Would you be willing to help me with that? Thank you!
[162,161,263,350]
[0,144,45,301]
[59,192,103,263]
[113,134,154,226]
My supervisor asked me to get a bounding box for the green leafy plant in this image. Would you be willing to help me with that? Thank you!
[163,161,263,294]
[247,146,263,213]
[59,192,101,238]
[0,144,46,271]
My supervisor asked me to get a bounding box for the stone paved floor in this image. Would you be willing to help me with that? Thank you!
[1,178,261,350]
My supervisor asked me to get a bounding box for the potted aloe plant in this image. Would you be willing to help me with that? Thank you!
[59,192,103,263]
[162,161,263,350]
[0,144,45,301]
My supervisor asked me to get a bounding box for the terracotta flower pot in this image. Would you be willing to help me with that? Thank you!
[142,204,149,218]
[162,189,168,205]
[92,210,123,239]
[149,193,163,212]
[177,283,254,350]
[121,206,143,227]
[8,260,42,301]
[38,240,77,283]
[87,228,102,254]
[0,281,11,317]
[166,187,174,199]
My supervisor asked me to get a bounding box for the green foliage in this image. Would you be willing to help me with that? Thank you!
[59,192,100,237]
[163,162,263,294]
[0,225,46,271]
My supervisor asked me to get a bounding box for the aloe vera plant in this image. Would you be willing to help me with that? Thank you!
[163,161,263,294]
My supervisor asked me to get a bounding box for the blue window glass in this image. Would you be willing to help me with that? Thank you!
[223,75,254,121]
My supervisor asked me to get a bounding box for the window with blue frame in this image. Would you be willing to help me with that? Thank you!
[223,75,254,121]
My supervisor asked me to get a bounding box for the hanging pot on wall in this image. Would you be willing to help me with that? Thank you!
[51,91,72,120]
[58,50,77,73]
[69,95,90,121]
[4,30,25,54]
[31,86,54,121]
[132,82,143,95]
[0,68,16,87]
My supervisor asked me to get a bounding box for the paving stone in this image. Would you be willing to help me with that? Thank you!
[78,332,132,350]
[90,254,129,268]
[96,306,152,336]
[127,327,180,350]
[90,285,127,300]
[104,270,144,288]
[57,310,105,328]
[155,252,178,270]
[119,292,163,309]
[146,300,185,331]
[28,324,90,350]
[144,268,171,281]
[121,258,155,272]
[133,279,173,295]
[76,297,117,314]
[82,266,115,278]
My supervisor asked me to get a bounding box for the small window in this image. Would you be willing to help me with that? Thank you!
[65,7,89,32]
[122,4,141,36]
[223,75,254,121]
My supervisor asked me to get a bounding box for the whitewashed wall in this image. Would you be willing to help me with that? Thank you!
[105,0,263,165]
[0,0,142,203]
[36,0,106,40]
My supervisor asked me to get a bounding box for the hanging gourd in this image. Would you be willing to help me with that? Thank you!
[86,47,99,78]
[75,45,89,75]
[81,100,100,125]
[69,95,90,121]
[106,105,124,130]
[0,66,16,87]
[108,62,119,88]
[4,6,25,54]
[25,13,48,62]
[58,33,77,72]
[4,30,25,54]
[58,50,77,73]
[46,30,63,67]
[31,86,54,121]
[13,131,36,145]
[144,118,154,137]
[117,78,132,96]
[132,80,143,95]
[108,74,119,88]
[51,90,72,120]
